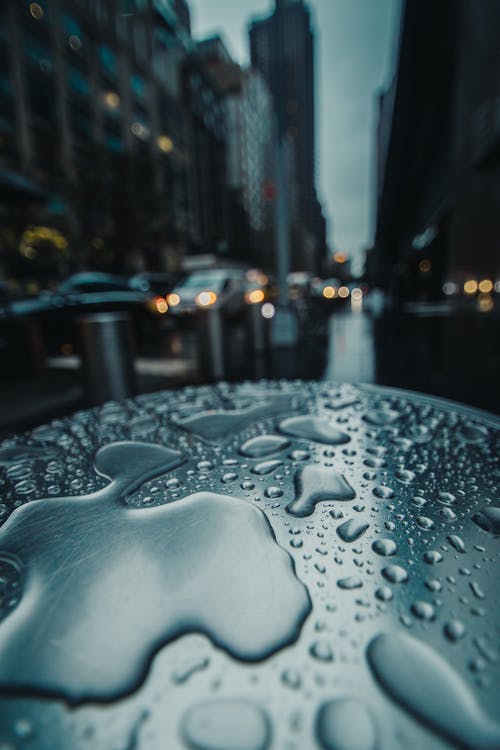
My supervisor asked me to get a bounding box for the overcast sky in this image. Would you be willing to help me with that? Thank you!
[188,0,401,270]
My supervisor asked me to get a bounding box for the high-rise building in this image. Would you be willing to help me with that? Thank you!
[249,0,326,272]
[196,35,275,267]
[374,0,500,302]
[0,0,234,277]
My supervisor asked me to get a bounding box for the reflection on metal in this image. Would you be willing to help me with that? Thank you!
[0,382,498,748]
[196,307,226,381]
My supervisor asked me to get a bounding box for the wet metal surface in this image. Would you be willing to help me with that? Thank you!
[0,381,498,748]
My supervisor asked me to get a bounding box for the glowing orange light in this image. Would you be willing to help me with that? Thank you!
[333,252,347,264]
[322,285,336,299]
[464,280,478,295]
[245,289,265,304]
[478,279,493,294]
[338,286,350,298]
[29,3,44,20]
[154,296,168,314]
[477,293,493,313]
[103,91,120,109]
[196,291,217,307]
[418,259,432,273]
[157,135,174,153]
[166,293,180,307]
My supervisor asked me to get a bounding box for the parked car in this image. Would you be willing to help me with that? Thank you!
[166,268,248,317]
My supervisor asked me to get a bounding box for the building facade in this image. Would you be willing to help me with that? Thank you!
[374,0,500,303]
[196,36,276,268]
[248,0,326,273]
[0,0,235,278]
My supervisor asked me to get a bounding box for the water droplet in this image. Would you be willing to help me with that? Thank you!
[281,668,302,689]
[411,601,435,621]
[0,444,311,701]
[241,480,255,491]
[382,565,408,584]
[336,519,369,543]
[469,582,485,600]
[372,486,394,500]
[279,416,350,445]
[364,408,399,426]
[337,576,363,590]
[290,449,310,461]
[286,465,355,518]
[437,492,456,506]
[395,469,415,483]
[423,550,443,564]
[425,578,442,592]
[440,507,457,522]
[416,516,435,531]
[471,506,500,535]
[310,640,334,662]
[447,535,466,553]
[251,460,283,476]
[222,472,237,483]
[264,486,283,499]
[13,717,34,739]
[375,586,393,602]
[290,538,303,549]
[239,435,289,458]
[366,631,500,749]
[315,698,377,750]
[457,424,488,444]
[181,699,271,750]
[444,620,466,642]
[372,539,397,557]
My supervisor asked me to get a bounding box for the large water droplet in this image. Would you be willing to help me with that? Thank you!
[372,486,394,500]
[337,576,363,590]
[181,699,271,750]
[381,565,408,584]
[457,424,489,444]
[423,550,443,564]
[315,698,377,750]
[411,601,435,621]
[364,408,399,426]
[239,435,289,458]
[286,465,355,518]
[443,619,466,643]
[366,631,500,749]
[336,519,369,543]
[372,539,397,557]
[447,534,466,553]
[251,460,283,476]
[471,506,500,535]
[279,416,350,445]
[0,444,311,701]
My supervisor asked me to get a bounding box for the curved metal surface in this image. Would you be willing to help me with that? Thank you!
[0,381,498,749]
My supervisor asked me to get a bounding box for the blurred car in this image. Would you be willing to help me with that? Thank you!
[166,268,247,317]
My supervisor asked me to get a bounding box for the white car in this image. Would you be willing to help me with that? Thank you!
[166,268,247,316]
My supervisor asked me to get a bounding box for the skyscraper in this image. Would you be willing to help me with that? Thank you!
[249,0,326,272]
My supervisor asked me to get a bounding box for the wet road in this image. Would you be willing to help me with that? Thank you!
[0,303,498,440]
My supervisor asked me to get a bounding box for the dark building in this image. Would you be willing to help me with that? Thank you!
[195,36,276,269]
[0,0,233,279]
[374,0,500,304]
[249,0,326,273]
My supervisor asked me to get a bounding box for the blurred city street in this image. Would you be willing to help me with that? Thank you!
[1,297,498,440]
